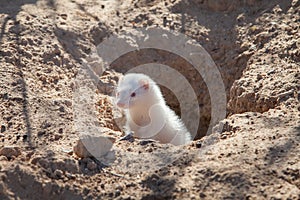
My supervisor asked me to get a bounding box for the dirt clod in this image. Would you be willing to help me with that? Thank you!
[0,146,21,159]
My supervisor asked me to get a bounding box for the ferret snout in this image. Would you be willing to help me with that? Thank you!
[116,101,126,108]
[116,98,130,108]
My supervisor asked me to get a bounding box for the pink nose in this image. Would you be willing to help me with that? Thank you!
[117,102,125,108]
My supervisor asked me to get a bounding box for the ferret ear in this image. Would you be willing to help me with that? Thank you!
[138,79,149,90]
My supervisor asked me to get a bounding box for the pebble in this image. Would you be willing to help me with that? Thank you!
[0,155,8,161]
[59,106,65,112]
[0,125,6,133]
[0,146,21,158]
[54,134,62,140]
[145,146,153,153]
[87,160,97,171]
[73,135,113,158]
[61,148,73,155]
[195,141,202,148]
[65,172,75,179]
[54,169,63,178]
[64,100,72,107]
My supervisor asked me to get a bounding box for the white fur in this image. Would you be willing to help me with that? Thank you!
[115,73,191,145]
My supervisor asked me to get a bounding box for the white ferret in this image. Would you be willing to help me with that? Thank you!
[115,73,192,145]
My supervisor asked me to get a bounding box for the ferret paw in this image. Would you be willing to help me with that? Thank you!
[118,132,134,142]
[138,139,157,146]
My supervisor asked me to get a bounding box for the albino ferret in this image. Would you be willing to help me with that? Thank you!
[115,73,191,145]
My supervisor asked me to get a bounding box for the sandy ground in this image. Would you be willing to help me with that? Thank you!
[0,0,299,199]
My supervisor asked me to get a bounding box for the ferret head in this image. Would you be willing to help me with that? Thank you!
[115,73,154,109]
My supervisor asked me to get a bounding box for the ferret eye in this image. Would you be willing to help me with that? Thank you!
[130,92,136,97]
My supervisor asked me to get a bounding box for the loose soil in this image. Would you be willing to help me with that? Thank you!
[0,0,299,199]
